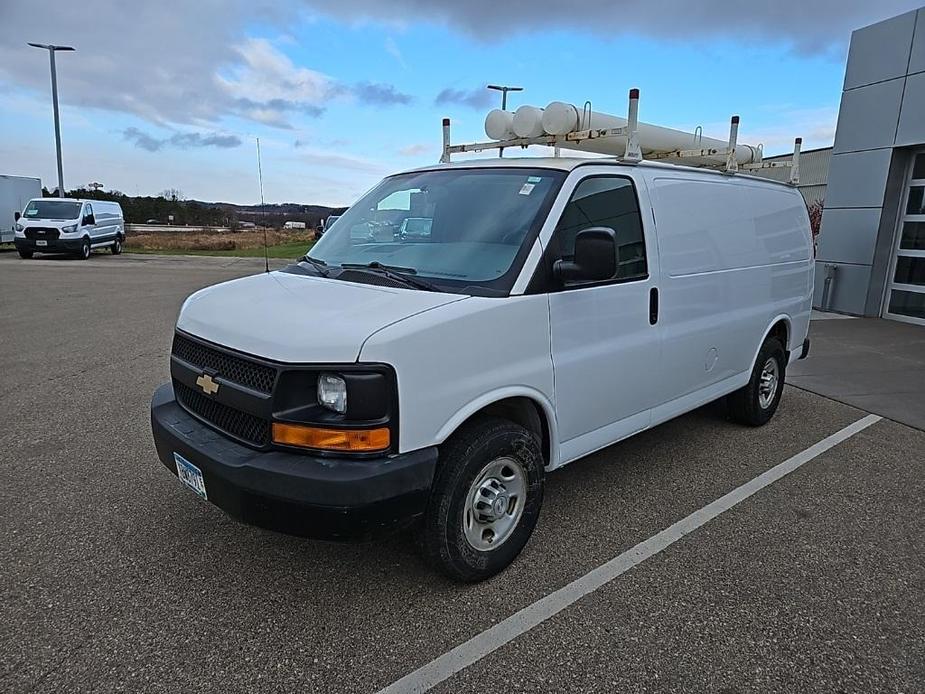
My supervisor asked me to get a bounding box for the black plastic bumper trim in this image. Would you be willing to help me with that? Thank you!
[150,382,437,540]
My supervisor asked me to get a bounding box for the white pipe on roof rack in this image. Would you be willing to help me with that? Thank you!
[485,109,515,140]
[539,100,761,165]
[512,105,546,138]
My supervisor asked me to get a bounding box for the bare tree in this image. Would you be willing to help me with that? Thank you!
[159,187,185,202]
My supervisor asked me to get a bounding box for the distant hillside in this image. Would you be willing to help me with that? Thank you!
[47,187,346,229]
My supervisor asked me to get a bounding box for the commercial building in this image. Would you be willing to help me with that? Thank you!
[817,7,925,325]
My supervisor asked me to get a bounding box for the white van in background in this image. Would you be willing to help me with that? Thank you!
[150,156,814,582]
[14,198,125,259]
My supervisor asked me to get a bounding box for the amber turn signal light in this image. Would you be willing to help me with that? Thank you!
[272,423,390,452]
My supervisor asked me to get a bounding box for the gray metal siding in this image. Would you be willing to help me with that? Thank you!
[816,7,925,316]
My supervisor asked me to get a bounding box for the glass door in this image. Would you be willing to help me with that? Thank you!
[883,151,925,325]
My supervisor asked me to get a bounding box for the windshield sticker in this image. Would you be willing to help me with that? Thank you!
[518,183,535,196]
[26,209,38,215]
[527,176,542,183]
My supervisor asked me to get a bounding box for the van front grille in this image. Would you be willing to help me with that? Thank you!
[25,227,60,240]
[174,380,270,447]
[172,333,276,394]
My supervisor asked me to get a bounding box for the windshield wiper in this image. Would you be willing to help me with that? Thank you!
[339,261,440,292]
[301,254,330,277]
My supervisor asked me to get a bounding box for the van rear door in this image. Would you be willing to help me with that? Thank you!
[544,171,661,464]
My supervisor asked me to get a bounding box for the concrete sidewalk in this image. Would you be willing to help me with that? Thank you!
[789,314,925,430]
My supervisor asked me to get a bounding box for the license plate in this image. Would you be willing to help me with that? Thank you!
[174,452,207,500]
[36,240,47,246]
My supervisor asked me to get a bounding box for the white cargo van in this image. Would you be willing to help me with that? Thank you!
[150,157,811,577]
[15,197,125,259]
[151,95,812,581]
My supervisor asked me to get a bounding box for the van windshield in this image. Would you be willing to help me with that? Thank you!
[23,200,82,220]
[307,167,565,294]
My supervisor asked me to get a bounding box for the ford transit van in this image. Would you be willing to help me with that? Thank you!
[15,198,125,259]
[150,158,813,581]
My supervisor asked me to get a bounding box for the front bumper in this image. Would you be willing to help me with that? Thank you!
[150,383,438,540]
[14,237,83,253]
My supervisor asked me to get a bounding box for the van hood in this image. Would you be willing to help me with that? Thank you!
[176,271,466,363]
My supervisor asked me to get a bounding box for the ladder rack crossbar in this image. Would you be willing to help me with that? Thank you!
[445,127,629,156]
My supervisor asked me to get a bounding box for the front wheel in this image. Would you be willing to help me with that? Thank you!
[77,238,91,260]
[728,336,786,426]
[18,249,33,259]
[422,417,544,582]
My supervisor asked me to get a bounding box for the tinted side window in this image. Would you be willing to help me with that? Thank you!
[553,176,647,281]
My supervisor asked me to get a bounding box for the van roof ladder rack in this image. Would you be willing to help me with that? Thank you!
[439,89,802,185]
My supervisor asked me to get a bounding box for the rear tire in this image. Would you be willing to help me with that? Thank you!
[728,336,786,426]
[78,238,90,260]
[18,250,33,259]
[422,416,544,582]
[111,237,123,255]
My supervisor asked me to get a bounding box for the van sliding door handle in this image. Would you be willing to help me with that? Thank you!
[649,287,659,325]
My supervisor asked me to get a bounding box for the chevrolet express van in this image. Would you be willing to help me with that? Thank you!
[15,197,125,259]
[150,158,813,581]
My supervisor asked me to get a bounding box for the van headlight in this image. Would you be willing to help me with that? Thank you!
[62,224,77,233]
[14,223,23,232]
[317,373,347,414]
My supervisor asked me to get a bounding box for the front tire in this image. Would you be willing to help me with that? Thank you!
[18,249,33,259]
[78,238,91,260]
[422,417,544,582]
[728,336,786,426]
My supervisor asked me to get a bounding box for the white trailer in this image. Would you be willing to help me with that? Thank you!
[1,175,42,243]
[283,221,306,230]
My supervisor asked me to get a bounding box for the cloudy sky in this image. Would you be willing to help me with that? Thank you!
[1,1,922,206]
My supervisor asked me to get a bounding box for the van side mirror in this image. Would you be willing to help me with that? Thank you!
[14,212,20,222]
[83,214,95,226]
[553,227,618,283]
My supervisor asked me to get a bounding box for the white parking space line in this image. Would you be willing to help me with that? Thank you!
[377,414,882,694]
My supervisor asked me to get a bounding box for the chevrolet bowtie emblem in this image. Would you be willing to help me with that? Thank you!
[196,373,219,395]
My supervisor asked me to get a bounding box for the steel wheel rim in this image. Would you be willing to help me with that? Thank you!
[758,357,779,409]
[463,456,527,552]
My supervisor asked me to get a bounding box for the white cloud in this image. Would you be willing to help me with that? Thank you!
[700,106,838,155]
[0,1,410,130]
[218,38,333,121]
[398,143,430,156]
[385,36,407,69]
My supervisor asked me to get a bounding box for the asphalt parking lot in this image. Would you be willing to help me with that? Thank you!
[1,250,923,693]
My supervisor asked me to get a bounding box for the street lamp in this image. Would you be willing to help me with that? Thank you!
[487,85,523,158]
[28,43,75,198]
[487,84,523,111]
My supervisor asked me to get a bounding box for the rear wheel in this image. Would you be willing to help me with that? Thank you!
[111,237,123,255]
[78,238,91,260]
[18,249,33,259]
[728,336,786,426]
[422,417,544,582]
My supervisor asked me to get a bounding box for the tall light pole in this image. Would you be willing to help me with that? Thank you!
[487,85,523,158]
[487,84,523,111]
[28,43,74,198]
